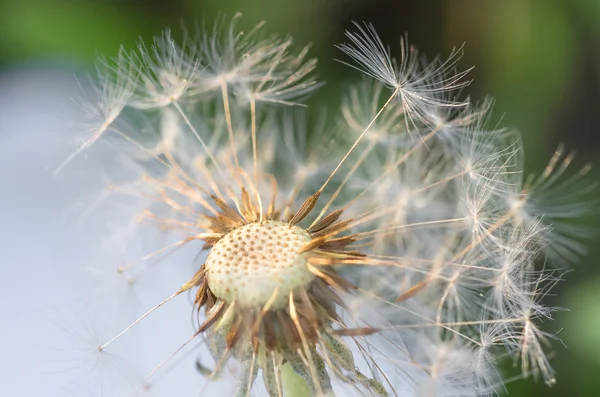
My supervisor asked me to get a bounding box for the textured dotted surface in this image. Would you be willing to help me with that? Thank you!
[205,221,314,309]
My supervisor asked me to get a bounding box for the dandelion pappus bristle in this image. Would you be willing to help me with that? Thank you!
[56,13,595,397]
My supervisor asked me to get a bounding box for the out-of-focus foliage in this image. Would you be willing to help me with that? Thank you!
[0,1,151,62]
[2,0,599,396]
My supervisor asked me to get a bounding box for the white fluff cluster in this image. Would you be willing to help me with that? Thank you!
[60,15,593,397]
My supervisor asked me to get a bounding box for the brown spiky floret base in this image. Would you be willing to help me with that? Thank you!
[175,190,387,396]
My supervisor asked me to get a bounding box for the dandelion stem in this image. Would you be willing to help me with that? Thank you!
[135,328,203,394]
[316,88,398,195]
[98,291,182,351]
[221,81,241,171]
[118,235,199,272]
[172,101,223,174]
[344,126,439,211]
[312,133,381,228]
[250,98,264,221]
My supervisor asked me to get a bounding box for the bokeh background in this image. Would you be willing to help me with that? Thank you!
[1,0,599,396]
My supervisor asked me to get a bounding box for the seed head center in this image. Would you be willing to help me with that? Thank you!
[205,221,314,309]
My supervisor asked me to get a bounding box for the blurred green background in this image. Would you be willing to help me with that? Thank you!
[2,0,599,395]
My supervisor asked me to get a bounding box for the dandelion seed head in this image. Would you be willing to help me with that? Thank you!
[55,14,595,397]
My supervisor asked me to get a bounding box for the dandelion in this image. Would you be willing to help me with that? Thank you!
[59,15,593,397]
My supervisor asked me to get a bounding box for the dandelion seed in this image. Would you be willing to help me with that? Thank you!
[128,29,202,109]
[56,49,136,173]
[337,22,471,128]
[59,15,593,397]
